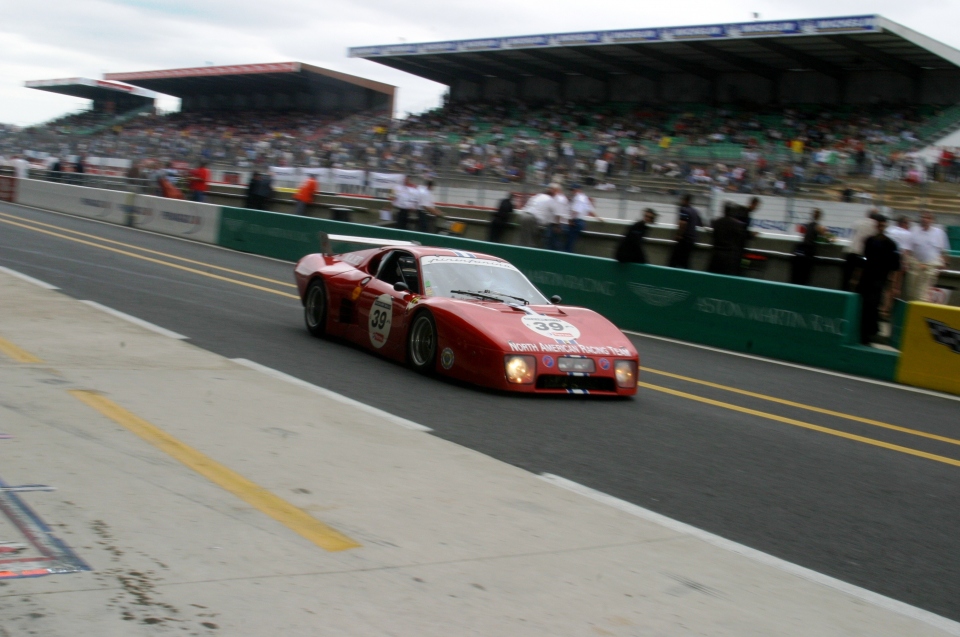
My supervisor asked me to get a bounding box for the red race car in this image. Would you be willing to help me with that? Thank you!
[294,238,638,396]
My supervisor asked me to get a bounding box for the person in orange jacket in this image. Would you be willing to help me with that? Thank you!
[294,174,317,215]
[188,161,210,202]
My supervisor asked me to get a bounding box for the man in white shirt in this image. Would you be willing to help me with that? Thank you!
[12,155,29,180]
[391,176,420,230]
[904,211,949,302]
[883,215,913,309]
[416,180,442,232]
[548,188,570,250]
[842,209,879,291]
[519,185,559,248]
[566,184,598,253]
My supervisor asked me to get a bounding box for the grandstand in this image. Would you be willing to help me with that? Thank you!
[104,62,395,116]
[23,78,157,134]
[350,15,960,106]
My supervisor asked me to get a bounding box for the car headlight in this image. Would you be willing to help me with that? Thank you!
[504,355,536,384]
[614,360,637,388]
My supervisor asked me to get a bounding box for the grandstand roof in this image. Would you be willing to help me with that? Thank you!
[24,77,157,101]
[349,15,960,86]
[104,62,394,102]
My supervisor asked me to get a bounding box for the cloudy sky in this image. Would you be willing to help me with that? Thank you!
[2,0,958,125]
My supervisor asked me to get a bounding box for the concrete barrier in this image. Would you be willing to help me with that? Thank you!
[16,178,131,226]
[896,302,960,395]
[131,195,221,244]
[12,179,221,245]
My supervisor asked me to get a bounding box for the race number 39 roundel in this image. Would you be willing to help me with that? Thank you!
[521,315,581,340]
[369,294,393,348]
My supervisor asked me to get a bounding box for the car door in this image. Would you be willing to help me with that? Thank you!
[356,250,420,359]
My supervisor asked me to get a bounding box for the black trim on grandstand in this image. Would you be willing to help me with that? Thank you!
[350,15,960,106]
[105,63,396,116]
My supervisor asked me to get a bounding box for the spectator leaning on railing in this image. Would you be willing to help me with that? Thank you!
[904,211,950,302]
[293,174,317,216]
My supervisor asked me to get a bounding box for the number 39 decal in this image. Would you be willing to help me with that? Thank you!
[369,294,393,348]
[520,315,581,340]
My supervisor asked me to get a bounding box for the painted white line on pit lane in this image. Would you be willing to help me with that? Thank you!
[539,473,960,636]
[625,330,960,404]
[231,358,433,432]
[80,300,189,340]
[0,265,60,290]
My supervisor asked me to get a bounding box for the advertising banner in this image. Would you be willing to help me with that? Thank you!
[15,179,130,225]
[349,15,879,56]
[368,172,404,190]
[332,169,366,187]
[131,195,221,244]
[897,302,960,395]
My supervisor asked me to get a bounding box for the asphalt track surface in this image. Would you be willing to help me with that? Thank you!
[2,201,959,621]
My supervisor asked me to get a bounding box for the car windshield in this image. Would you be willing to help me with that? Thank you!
[420,255,549,305]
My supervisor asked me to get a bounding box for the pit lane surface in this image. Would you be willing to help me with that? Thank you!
[1,201,958,621]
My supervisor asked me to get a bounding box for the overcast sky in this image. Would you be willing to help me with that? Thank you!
[2,0,959,126]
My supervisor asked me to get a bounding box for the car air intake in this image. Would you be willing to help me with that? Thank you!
[536,375,616,392]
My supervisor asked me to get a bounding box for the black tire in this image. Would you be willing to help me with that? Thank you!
[407,311,438,373]
[304,279,328,337]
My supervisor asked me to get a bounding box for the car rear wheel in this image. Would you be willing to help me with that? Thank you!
[407,311,437,373]
[304,279,327,337]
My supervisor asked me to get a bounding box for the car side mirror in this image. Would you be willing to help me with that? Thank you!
[394,282,410,293]
[550,295,562,304]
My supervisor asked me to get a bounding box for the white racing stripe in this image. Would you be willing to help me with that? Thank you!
[80,300,188,340]
[231,358,433,432]
[625,329,960,403]
[0,265,60,290]
[539,473,960,636]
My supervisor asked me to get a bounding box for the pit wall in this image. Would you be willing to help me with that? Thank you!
[17,176,960,390]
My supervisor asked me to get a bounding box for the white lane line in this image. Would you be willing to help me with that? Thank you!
[79,301,189,340]
[539,473,960,636]
[0,265,60,290]
[231,358,433,432]
[625,330,960,403]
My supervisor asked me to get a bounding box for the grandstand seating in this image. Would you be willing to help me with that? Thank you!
[6,101,960,216]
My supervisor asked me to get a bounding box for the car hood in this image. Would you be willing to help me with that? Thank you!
[429,299,637,358]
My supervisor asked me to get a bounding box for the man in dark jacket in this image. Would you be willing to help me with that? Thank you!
[856,214,900,345]
[490,193,515,243]
[668,194,702,269]
[245,172,274,210]
[708,205,749,275]
[616,209,657,264]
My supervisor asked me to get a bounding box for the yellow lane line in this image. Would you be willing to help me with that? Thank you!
[638,382,960,469]
[0,217,299,300]
[0,336,43,363]
[644,368,960,448]
[69,390,360,552]
[0,211,297,288]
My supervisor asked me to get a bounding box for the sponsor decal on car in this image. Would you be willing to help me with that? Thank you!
[542,355,555,368]
[441,347,455,369]
[368,294,393,349]
[421,255,518,269]
[599,358,610,370]
[508,342,632,356]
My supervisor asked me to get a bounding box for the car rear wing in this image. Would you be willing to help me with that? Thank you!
[318,232,420,257]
